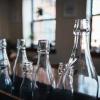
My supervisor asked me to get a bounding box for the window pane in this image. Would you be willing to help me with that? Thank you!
[91,16,100,51]
[33,0,56,20]
[92,0,100,15]
[22,0,32,47]
[33,20,56,45]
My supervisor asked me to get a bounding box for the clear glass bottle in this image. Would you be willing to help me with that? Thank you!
[0,39,12,93]
[57,19,98,100]
[57,19,80,91]
[73,19,98,99]
[13,39,28,96]
[20,61,33,100]
[34,40,56,100]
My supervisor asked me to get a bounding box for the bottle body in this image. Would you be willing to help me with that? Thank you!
[0,39,12,93]
[36,53,55,86]
[34,40,56,100]
[73,19,98,99]
[35,40,56,87]
[0,67,12,93]
[73,32,98,98]
[13,39,28,96]
[20,61,33,100]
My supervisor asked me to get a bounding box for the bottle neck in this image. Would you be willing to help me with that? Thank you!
[17,48,28,63]
[0,47,9,69]
[74,32,97,78]
[37,51,50,68]
[69,32,80,61]
[70,32,90,59]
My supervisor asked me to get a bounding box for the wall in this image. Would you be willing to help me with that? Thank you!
[0,0,10,39]
[0,0,22,44]
[8,0,22,44]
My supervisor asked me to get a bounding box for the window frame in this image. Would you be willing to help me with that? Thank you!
[88,0,100,57]
[30,0,56,51]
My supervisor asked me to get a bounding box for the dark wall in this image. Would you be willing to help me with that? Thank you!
[0,0,10,39]
[0,0,22,44]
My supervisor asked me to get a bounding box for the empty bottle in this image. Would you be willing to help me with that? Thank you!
[34,40,56,100]
[13,39,28,96]
[72,19,98,100]
[0,39,12,93]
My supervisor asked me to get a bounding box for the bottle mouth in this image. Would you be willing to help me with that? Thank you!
[17,39,26,48]
[37,40,50,52]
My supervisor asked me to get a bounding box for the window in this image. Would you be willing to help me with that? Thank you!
[22,0,56,48]
[91,0,100,53]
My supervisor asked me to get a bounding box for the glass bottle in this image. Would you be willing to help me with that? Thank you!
[34,40,56,100]
[57,19,98,100]
[73,19,98,99]
[0,39,12,93]
[57,19,80,91]
[13,39,28,96]
[20,61,33,100]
